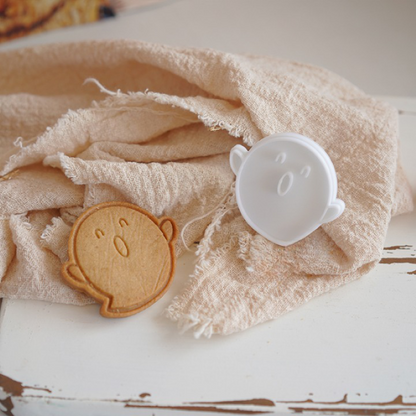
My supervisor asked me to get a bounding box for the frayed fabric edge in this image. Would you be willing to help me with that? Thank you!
[45,152,83,185]
[165,184,239,339]
[39,216,66,246]
[166,238,239,339]
[166,302,217,339]
[85,78,252,142]
[173,312,214,339]
[0,107,84,177]
[146,91,246,140]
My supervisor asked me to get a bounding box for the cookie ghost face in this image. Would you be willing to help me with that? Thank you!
[230,133,345,246]
[62,202,177,318]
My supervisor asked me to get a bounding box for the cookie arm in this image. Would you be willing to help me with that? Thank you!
[322,199,345,224]
[159,218,178,244]
[230,145,248,175]
[62,263,87,289]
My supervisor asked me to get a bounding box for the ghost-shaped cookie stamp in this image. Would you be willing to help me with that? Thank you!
[230,132,345,246]
[62,202,178,318]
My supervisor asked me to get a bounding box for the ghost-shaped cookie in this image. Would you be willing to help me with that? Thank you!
[62,202,178,318]
[230,132,345,246]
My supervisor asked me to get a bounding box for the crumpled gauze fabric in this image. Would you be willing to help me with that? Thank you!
[0,40,413,337]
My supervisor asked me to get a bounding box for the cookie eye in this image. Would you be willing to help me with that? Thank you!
[300,165,311,178]
[275,152,286,164]
[95,229,105,239]
[119,218,129,227]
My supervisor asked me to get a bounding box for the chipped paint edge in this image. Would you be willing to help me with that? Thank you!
[1,373,416,415]
[381,244,416,274]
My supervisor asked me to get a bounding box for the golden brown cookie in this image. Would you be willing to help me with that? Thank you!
[62,201,178,318]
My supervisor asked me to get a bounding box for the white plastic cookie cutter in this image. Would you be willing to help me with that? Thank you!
[230,132,345,246]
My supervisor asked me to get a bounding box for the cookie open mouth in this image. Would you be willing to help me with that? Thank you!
[113,235,129,258]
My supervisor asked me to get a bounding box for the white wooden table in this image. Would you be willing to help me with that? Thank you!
[1,2,416,415]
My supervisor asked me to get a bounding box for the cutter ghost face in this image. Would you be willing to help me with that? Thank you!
[62,202,178,318]
[230,133,345,246]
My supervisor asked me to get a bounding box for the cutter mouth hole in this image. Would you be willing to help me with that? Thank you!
[277,171,293,196]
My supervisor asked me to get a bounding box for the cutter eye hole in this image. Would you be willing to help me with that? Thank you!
[300,165,311,178]
[275,152,286,164]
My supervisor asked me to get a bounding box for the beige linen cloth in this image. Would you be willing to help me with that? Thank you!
[0,40,413,337]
